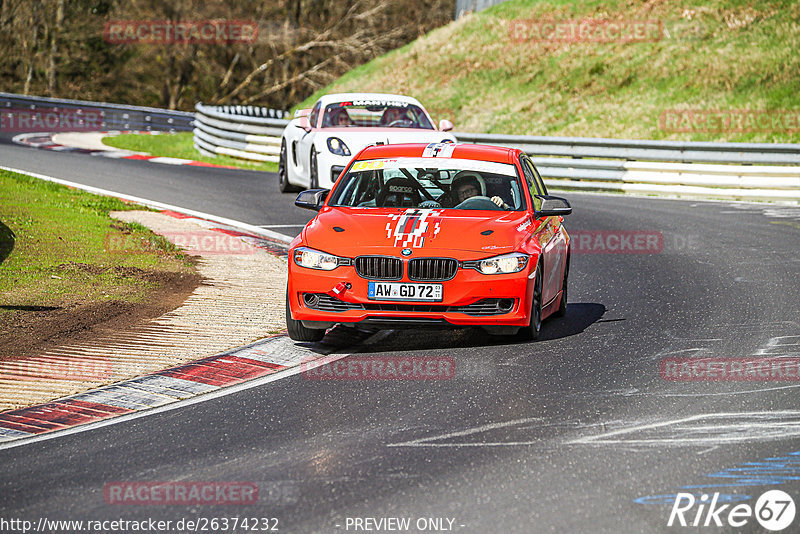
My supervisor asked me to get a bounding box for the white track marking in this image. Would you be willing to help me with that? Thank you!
[387,417,542,448]
[569,411,800,446]
[0,165,293,244]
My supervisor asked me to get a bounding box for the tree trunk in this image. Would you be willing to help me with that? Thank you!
[46,0,64,95]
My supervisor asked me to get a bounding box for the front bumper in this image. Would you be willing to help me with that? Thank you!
[288,261,534,329]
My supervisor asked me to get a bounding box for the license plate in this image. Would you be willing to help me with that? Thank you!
[367,282,443,302]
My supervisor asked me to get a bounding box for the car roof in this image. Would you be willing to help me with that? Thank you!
[317,93,423,107]
[357,143,521,165]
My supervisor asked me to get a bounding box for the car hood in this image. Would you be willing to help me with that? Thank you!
[318,128,455,156]
[304,207,533,258]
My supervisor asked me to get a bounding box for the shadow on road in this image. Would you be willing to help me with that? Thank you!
[340,302,607,353]
[0,220,14,266]
[538,302,608,341]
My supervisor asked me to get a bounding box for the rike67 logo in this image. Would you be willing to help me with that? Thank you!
[668,490,795,530]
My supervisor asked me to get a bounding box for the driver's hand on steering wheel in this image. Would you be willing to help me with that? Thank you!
[491,196,509,209]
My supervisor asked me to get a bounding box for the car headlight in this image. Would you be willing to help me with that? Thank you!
[463,252,529,275]
[293,246,350,270]
[327,137,351,156]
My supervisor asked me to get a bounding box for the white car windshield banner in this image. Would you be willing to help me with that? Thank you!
[349,100,409,107]
[350,158,517,177]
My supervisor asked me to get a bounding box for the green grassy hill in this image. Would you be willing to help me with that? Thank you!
[299,0,800,142]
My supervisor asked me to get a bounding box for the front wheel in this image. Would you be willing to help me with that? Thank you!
[278,140,298,193]
[309,151,319,190]
[286,291,325,342]
[520,262,543,341]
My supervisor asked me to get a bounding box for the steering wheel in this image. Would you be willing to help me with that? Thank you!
[454,196,503,210]
[376,178,423,207]
[387,119,414,128]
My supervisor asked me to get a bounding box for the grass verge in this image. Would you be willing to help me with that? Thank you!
[298,0,800,143]
[102,132,279,172]
[0,169,195,320]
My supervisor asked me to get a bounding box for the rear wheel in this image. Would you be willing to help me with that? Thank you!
[278,140,296,193]
[554,255,569,318]
[286,290,325,342]
[520,262,543,341]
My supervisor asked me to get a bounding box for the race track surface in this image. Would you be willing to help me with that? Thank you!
[1,140,799,532]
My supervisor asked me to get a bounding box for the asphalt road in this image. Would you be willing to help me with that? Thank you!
[2,140,800,533]
[0,138,315,236]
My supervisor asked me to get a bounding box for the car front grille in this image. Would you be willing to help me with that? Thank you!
[449,298,516,316]
[408,258,458,281]
[303,293,515,317]
[303,293,363,312]
[355,256,403,280]
[363,303,450,312]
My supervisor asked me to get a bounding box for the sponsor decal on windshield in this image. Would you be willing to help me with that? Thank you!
[386,209,443,248]
[422,142,456,158]
[348,99,409,107]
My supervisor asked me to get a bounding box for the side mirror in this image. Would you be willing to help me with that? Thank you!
[439,119,454,132]
[295,189,329,211]
[295,109,312,132]
[536,195,572,217]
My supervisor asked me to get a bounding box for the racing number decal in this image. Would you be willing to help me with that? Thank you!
[351,160,385,172]
[385,209,442,248]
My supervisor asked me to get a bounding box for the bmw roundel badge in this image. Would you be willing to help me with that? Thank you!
[401,248,412,256]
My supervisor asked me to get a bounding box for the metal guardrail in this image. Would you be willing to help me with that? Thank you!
[459,133,800,201]
[190,104,800,201]
[193,103,287,163]
[0,92,193,132]
[2,93,797,202]
[454,132,800,165]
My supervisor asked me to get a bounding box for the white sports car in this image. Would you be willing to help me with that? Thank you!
[278,93,456,191]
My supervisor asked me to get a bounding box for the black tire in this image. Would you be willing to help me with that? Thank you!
[309,150,319,189]
[278,139,298,193]
[554,254,569,318]
[520,261,543,341]
[286,290,325,342]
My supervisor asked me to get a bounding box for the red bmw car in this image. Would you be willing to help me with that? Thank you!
[286,142,572,341]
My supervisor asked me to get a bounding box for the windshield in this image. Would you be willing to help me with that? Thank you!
[321,99,434,129]
[329,157,526,211]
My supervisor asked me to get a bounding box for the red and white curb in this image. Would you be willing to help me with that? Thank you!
[0,165,330,449]
[158,209,290,258]
[11,131,238,169]
[0,330,369,448]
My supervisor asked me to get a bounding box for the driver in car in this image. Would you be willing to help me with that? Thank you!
[446,172,508,208]
[380,106,411,126]
[333,109,353,127]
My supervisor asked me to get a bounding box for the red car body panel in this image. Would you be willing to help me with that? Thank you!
[287,143,570,332]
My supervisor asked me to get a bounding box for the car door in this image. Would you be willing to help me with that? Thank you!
[294,101,320,186]
[522,156,566,306]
